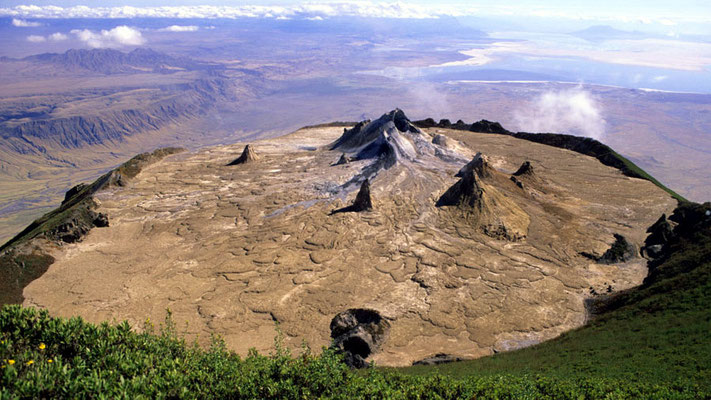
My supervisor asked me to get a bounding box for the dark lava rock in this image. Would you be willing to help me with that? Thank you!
[227,144,259,165]
[598,234,637,264]
[513,161,535,177]
[641,214,674,259]
[51,207,109,244]
[334,153,352,166]
[330,109,419,156]
[510,176,524,189]
[510,161,539,189]
[455,153,495,179]
[415,117,438,128]
[438,165,484,208]
[93,213,109,227]
[352,179,373,211]
[329,110,427,180]
[470,119,510,134]
[412,353,465,366]
[62,183,87,205]
[453,119,468,129]
[331,179,373,214]
[330,308,390,368]
[438,155,530,241]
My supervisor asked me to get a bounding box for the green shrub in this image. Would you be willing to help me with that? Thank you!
[1,305,705,399]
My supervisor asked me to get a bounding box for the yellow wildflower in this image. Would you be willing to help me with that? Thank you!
[39,343,46,350]
[26,360,34,366]
[7,360,14,365]
[47,359,53,363]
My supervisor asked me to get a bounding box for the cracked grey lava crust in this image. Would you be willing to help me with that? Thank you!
[23,111,676,366]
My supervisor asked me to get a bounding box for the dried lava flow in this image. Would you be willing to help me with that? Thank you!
[22,110,676,366]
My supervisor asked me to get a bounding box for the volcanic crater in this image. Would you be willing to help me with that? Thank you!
[21,110,676,366]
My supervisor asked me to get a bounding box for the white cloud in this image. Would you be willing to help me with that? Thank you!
[71,26,145,48]
[1,3,709,24]
[0,3,458,20]
[48,32,67,41]
[12,18,41,27]
[652,75,668,82]
[26,34,45,42]
[306,16,324,21]
[513,88,606,140]
[158,25,199,32]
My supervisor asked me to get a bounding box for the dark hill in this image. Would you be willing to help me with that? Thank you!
[23,48,211,74]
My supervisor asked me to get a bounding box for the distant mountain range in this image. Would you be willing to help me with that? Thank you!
[10,48,217,74]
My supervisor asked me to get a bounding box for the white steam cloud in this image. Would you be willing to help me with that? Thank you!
[158,25,198,32]
[12,18,41,27]
[70,26,145,48]
[26,34,45,42]
[513,89,606,140]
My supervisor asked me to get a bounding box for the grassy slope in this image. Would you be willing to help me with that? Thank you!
[0,306,704,399]
[399,202,711,391]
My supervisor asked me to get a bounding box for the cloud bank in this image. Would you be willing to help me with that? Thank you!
[70,26,145,48]
[12,17,41,27]
[1,3,706,24]
[513,89,606,140]
[158,25,199,32]
[1,3,456,20]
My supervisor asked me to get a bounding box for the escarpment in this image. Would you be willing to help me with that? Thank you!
[0,147,184,305]
[9,110,678,368]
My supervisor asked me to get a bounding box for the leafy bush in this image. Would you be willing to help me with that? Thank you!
[1,305,705,399]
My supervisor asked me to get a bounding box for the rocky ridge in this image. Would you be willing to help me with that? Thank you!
[0,147,184,305]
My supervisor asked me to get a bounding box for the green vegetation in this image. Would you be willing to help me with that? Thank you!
[0,306,705,399]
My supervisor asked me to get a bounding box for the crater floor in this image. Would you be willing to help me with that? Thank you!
[23,123,676,366]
